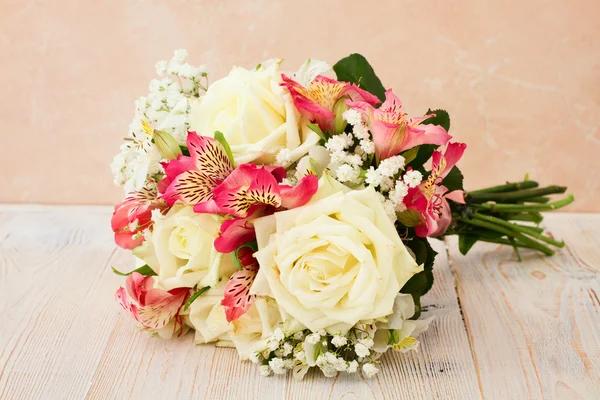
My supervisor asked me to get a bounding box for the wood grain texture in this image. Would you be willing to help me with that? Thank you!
[446,214,600,400]
[1,206,598,399]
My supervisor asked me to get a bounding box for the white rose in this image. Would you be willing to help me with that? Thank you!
[251,174,423,333]
[133,204,236,290]
[188,283,300,359]
[189,62,320,165]
[188,282,233,345]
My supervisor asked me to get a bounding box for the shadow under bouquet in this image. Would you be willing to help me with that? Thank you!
[110,51,573,379]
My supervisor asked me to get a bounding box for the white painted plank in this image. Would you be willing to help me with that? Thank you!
[446,214,600,400]
[0,205,480,399]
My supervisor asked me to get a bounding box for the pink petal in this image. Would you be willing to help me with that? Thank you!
[279,174,319,209]
[161,170,217,206]
[222,266,258,322]
[446,190,466,204]
[186,132,233,181]
[114,231,144,250]
[213,208,265,253]
[401,124,452,153]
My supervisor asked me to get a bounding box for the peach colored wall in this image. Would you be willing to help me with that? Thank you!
[1,0,598,211]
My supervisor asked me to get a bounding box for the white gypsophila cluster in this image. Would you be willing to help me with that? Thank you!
[253,324,382,380]
[111,49,208,192]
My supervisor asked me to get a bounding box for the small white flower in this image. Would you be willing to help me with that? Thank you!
[282,343,294,357]
[268,358,286,374]
[359,338,374,348]
[155,60,168,75]
[259,365,272,377]
[273,327,285,342]
[283,359,294,369]
[336,164,359,183]
[362,363,379,378]
[267,340,280,352]
[404,170,423,188]
[293,331,306,341]
[354,343,371,358]
[276,149,293,167]
[318,329,327,336]
[360,139,375,154]
[173,48,188,63]
[295,350,306,362]
[330,150,348,164]
[151,209,164,222]
[324,352,338,364]
[344,154,363,167]
[380,177,395,192]
[326,135,349,153]
[353,124,370,140]
[249,352,260,364]
[365,167,382,187]
[331,335,348,348]
[306,333,321,344]
[378,155,405,178]
[342,109,362,125]
[347,360,359,373]
[334,357,348,372]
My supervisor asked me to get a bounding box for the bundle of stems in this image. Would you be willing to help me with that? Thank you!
[446,179,575,259]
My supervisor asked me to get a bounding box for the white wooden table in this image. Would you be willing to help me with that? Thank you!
[1,206,599,399]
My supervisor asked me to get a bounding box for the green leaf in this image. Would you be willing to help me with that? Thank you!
[458,235,478,255]
[307,123,328,141]
[179,145,190,157]
[400,236,438,308]
[231,241,259,270]
[111,264,157,277]
[442,166,464,193]
[214,131,235,165]
[183,286,211,311]
[405,144,437,171]
[422,109,450,131]
[401,147,419,165]
[333,53,386,102]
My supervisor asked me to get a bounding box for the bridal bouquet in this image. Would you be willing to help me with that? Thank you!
[110,50,573,379]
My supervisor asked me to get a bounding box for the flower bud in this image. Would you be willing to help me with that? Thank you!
[154,130,182,160]
[333,97,349,134]
[396,209,424,228]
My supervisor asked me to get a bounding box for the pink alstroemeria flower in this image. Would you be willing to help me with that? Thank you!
[347,89,452,161]
[115,272,189,336]
[403,142,467,237]
[221,245,259,322]
[161,131,233,206]
[111,185,165,249]
[195,163,318,252]
[281,74,380,134]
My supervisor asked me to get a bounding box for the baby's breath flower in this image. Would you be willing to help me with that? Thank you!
[360,139,375,154]
[354,343,371,358]
[359,338,374,348]
[282,342,293,357]
[403,170,423,188]
[306,333,321,344]
[346,360,358,373]
[276,149,293,167]
[268,358,286,374]
[378,155,405,178]
[259,365,272,377]
[295,350,306,362]
[362,363,379,378]
[331,335,348,348]
[365,167,382,187]
[352,124,369,140]
[293,331,305,341]
[155,60,168,75]
[334,357,348,372]
[273,327,285,342]
[342,109,362,125]
[336,164,360,183]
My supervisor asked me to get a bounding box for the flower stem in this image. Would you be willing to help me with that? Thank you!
[469,186,566,203]
[472,213,564,248]
[458,218,555,256]
[474,194,575,213]
[468,180,538,195]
